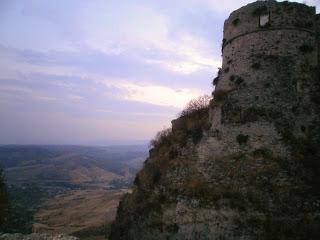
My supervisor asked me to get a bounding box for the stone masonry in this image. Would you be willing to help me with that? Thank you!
[110,2,320,239]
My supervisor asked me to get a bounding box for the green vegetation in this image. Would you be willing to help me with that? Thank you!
[228,75,245,87]
[252,148,273,158]
[232,18,240,26]
[149,128,172,149]
[0,168,10,230]
[7,184,47,233]
[261,215,320,240]
[299,44,314,53]
[73,224,108,239]
[222,106,282,124]
[212,68,222,86]
[179,95,211,117]
[264,82,271,88]
[136,96,212,192]
[251,63,261,69]
[213,89,229,103]
[241,107,282,123]
[235,76,245,86]
[213,76,219,86]
[0,171,40,234]
[294,21,313,29]
[180,174,247,210]
[252,5,268,16]
[237,134,249,145]
[222,38,227,49]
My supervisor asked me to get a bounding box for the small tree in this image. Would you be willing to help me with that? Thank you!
[180,95,212,117]
[149,128,172,148]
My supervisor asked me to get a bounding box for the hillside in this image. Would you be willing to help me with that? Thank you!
[0,145,147,236]
[0,145,147,187]
[110,1,320,239]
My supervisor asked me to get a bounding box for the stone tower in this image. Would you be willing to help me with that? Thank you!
[110,1,320,239]
[208,0,320,160]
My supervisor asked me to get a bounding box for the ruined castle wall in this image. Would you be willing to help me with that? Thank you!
[317,14,320,65]
[220,0,317,92]
[110,2,320,239]
[223,1,316,44]
[210,1,319,160]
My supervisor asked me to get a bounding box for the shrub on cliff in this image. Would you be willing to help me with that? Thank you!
[149,128,172,149]
[180,95,211,117]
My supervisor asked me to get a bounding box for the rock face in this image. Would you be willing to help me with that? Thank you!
[110,1,320,239]
[0,234,78,240]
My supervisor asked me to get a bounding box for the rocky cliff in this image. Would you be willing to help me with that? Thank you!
[110,1,320,239]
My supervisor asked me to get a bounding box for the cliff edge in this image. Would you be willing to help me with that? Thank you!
[110,1,320,239]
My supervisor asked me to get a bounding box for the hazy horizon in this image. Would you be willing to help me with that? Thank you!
[0,0,319,145]
[0,139,149,147]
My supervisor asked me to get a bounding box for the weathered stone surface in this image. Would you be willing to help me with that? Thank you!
[110,1,320,239]
[0,233,78,240]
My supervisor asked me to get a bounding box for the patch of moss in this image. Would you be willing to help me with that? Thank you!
[232,18,240,26]
[252,5,268,16]
[235,77,245,86]
[214,90,229,103]
[299,44,314,53]
[222,38,227,49]
[241,107,282,123]
[253,148,273,159]
[264,83,271,88]
[237,134,249,145]
[294,21,313,29]
[251,63,261,69]
[213,76,219,86]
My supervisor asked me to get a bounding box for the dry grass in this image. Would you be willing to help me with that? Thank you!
[33,189,131,237]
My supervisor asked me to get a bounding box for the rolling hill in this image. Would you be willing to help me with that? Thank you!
[0,145,148,235]
[0,145,148,188]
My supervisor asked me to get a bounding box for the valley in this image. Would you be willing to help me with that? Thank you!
[0,145,147,238]
[33,188,131,239]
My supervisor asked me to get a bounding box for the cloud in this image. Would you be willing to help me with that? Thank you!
[196,0,319,14]
[0,0,230,144]
[0,83,56,102]
[97,78,201,108]
[119,83,200,108]
[69,95,84,102]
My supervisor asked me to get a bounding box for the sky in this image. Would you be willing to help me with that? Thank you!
[0,0,319,145]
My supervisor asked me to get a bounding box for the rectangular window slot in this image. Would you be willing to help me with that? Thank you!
[260,13,270,27]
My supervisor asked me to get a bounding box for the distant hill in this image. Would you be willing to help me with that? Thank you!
[0,145,148,234]
[0,145,148,187]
